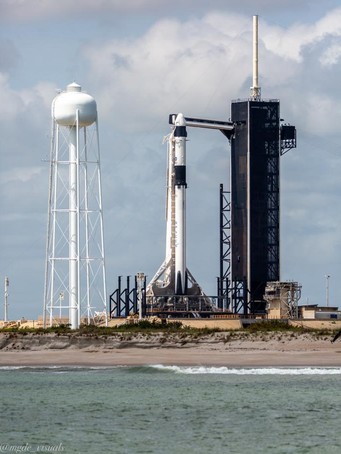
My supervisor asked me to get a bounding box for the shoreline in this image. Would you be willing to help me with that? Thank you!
[0,332,341,367]
[1,349,341,368]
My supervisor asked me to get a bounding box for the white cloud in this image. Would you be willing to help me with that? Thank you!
[81,9,341,139]
[261,8,341,61]
[0,74,55,123]
[82,14,254,132]
[0,0,313,22]
[0,74,26,121]
[0,166,42,184]
[320,42,341,66]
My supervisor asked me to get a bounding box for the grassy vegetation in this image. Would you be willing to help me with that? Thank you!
[246,320,306,333]
[0,324,73,335]
[245,320,337,338]
[0,319,338,339]
[0,320,218,337]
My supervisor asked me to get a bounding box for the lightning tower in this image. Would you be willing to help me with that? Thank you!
[230,16,296,313]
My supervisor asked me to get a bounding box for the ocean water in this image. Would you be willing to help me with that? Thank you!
[0,366,341,454]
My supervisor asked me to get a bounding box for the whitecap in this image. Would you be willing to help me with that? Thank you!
[150,365,341,375]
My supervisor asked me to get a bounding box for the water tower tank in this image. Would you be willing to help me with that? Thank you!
[52,82,97,127]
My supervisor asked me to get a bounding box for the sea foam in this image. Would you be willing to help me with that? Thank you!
[150,365,341,375]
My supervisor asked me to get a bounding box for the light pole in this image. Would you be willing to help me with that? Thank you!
[59,292,64,322]
[4,277,9,322]
[136,273,145,320]
[325,275,330,308]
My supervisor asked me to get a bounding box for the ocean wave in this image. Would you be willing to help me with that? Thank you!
[150,365,341,375]
[2,365,341,375]
[0,365,121,372]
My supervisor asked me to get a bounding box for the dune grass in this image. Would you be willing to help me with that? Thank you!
[0,319,338,339]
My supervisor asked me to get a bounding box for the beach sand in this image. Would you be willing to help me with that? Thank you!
[0,332,341,367]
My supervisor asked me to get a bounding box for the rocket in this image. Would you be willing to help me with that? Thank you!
[148,112,193,297]
[173,113,187,294]
[147,112,232,300]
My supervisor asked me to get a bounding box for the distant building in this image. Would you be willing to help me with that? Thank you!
[298,305,341,320]
[264,281,301,319]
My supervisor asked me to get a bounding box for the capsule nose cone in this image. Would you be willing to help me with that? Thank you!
[175,113,186,127]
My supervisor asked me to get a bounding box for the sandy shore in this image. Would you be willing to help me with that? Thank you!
[0,332,341,367]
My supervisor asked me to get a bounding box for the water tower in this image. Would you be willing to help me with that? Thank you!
[43,82,107,329]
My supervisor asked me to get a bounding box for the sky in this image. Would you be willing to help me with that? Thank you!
[1,0,341,320]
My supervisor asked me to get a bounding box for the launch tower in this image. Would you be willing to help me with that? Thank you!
[230,16,296,313]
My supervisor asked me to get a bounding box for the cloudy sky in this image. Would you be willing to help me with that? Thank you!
[1,0,341,320]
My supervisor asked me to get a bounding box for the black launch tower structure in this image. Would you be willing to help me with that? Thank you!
[229,99,296,313]
[231,99,284,313]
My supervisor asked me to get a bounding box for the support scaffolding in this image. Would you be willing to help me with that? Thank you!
[109,275,146,318]
[217,184,231,310]
[264,281,302,319]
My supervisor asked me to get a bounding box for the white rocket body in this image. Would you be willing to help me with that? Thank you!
[165,138,174,267]
[147,113,213,300]
[173,113,187,294]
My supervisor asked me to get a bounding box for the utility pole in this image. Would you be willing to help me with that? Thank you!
[4,277,9,322]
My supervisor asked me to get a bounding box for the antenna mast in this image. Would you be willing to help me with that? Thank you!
[250,15,261,100]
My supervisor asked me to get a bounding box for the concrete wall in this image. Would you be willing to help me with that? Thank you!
[106,317,243,330]
[267,308,282,319]
[107,318,130,327]
[167,319,243,330]
[290,320,341,330]
[301,309,316,319]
